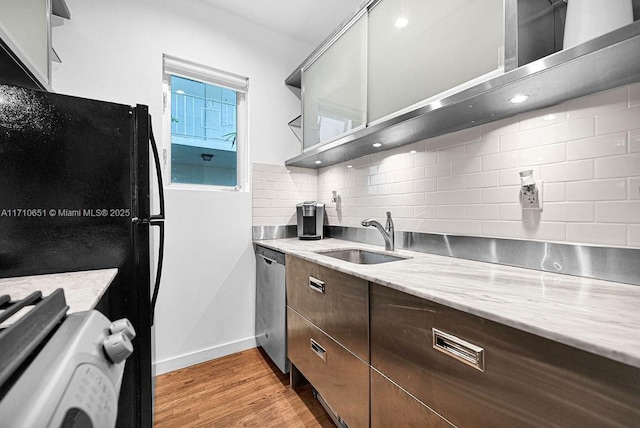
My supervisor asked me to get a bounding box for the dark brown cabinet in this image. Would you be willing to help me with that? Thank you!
[285,255,640,427]
[370,283,640,428]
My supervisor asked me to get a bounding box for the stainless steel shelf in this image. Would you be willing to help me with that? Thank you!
[286,20,640,169]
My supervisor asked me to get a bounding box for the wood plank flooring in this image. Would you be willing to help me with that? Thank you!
[154,347,334,427]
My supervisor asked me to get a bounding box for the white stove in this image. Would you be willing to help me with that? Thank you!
[0,289,135,428]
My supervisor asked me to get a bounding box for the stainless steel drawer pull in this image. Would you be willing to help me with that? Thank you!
[309,277,325,294]
[310,338,327,362]
[432,328,484,372]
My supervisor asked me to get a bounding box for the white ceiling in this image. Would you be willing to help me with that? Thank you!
[202,0,364,46]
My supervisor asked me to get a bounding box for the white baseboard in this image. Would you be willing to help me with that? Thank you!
[153,336,257,376]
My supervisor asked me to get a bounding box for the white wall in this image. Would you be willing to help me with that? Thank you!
[52,0,312,373]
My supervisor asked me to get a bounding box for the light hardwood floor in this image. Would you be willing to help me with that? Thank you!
[154,348,334,427]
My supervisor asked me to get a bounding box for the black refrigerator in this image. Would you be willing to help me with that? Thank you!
[0,84,165,427]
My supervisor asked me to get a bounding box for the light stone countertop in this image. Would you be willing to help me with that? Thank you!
[256,238,640,369]
[0,268,118,314]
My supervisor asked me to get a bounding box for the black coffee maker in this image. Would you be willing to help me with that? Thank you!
[296,201,325,240]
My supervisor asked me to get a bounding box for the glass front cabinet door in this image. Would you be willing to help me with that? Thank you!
[302,12,368,150]
[367,0,505,123]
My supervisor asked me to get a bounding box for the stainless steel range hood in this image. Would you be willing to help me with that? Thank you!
[286,19,640,169]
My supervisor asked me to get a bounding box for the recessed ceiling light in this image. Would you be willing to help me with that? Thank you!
[510,94,529,104]
[314,160,322,164]
[395,16,408,29]
[373,143,382,148]
[347,165,353,169]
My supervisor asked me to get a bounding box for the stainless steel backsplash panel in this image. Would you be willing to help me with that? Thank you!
[252,225,297,240]
[325,226,640,286]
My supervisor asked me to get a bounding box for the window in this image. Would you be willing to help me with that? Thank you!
[162,55,249,189]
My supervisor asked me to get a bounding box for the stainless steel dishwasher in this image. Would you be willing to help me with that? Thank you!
[255,244,289,373]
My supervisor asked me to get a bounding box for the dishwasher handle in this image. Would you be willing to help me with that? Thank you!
[259,254,278,265]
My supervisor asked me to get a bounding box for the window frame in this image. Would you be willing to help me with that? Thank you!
[162,54,250,191]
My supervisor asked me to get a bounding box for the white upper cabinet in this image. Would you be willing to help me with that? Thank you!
[367,0,505,123]
[302,13,368,150]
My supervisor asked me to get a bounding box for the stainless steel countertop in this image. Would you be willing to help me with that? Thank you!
[256,238,640,369]
[0,268,117,314]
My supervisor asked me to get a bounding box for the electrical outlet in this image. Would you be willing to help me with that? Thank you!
[521,180,543,211]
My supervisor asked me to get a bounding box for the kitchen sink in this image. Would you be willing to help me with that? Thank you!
[316,249,410,265]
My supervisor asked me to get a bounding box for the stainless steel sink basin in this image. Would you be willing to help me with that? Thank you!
[316,249,409,265]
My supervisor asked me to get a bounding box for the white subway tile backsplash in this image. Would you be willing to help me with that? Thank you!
[437,145,466,163]
[253,189,278,199]
[543,202,595,222]
[425,219,451,234]
[426,191,452,205]
[482,152,519,171]
[414,179,437,193]
[403,219,426,232]
[566,223,627,246]
[500,117,594,152]
[567,133,627,161]
[438,205,466,219]
[519,143,566,166]
[451,189,482,205]
[404,166,426,181]
[541,160,594,182]
[544,183,566,202]
[464,171,499,189]
[498,204,522,221]
[413,149,438,166]
[438,175,465,191]
[482,186,520,204]
[595,202,640,223]
[466,205,500,220]
[426,127,482,151]
[452,157,482,175]
[519,104,567,130]
[629,225,640,247]
[630,177,640,200]
[425,162,451,178]
[414,206,437,219]
[595,154,640,178]
[481,221,565,242]
[630,129,640,153]
[450,220,482,236]
[252,85,638,248]
[596,106,640,135]
[481,116,520,139]
[566,179,627,201]
[631,83,640,107]
[465,137,500,158]
[499,166,542,186]
[566,87,628,120]
[404,193,426,206]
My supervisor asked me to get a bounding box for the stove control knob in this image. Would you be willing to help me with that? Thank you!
[109,318,136,340]
[103,332,134,364]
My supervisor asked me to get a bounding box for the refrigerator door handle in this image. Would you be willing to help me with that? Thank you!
[149,118,165,221]
[149,220,164,326]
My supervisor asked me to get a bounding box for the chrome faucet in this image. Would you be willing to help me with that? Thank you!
[361,212,394,251]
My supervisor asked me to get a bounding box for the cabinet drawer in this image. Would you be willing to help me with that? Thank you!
[287,307,369,428]
[286,255,368,361]
[370,283,640,428]
[371,368,453,428]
